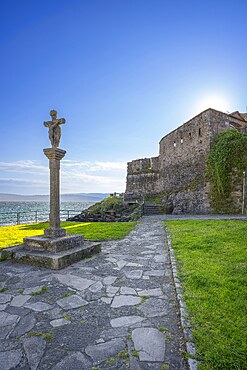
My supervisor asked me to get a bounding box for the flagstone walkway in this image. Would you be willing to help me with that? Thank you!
[0,216,186,370]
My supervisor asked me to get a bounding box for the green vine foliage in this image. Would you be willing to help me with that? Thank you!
[207,129,247,213]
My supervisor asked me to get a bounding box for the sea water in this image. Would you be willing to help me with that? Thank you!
[0,201,94,225]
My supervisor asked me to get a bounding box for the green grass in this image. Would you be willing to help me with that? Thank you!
[105,358,116,365]
[159,327,168,334]
[0,221,137,248]
[140,295,150,303]
[86,194,124,213]
[117,350,129,361]
[131,349,139,359]
[28,331,54,341]
[30,286,47,295]
[0,287,8,293]
[166,219,247,370]
[63,312,71,321]
[63,291,76,297]
[161,365,169,370]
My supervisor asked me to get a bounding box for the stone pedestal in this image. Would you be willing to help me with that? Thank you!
[3,241,101,270]
[23,234,84,253]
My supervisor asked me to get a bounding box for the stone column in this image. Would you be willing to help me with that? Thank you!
[43,148,66,238]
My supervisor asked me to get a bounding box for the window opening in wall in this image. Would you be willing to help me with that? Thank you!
[180,138,183,144]
[189,132,192,139]
[199,128,202,137]
[173,141,176,148]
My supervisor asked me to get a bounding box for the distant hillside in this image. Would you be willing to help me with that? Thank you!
[0,193,109,202]
[61,193,109,202]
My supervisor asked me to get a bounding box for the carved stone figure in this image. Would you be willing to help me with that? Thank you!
[44,110,65,148]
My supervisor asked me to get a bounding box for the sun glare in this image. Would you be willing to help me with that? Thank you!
[196,96,229,114]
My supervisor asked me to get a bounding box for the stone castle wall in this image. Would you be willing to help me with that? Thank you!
[126,157,160,195]
[125,109,247,214]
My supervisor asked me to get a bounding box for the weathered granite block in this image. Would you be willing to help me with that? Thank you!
[2,242,101,270]
[23,234,84,252]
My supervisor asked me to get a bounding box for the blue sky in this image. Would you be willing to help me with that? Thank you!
[0,0,246,194]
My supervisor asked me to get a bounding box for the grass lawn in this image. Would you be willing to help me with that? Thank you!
[166,219,247,370]
[0,221,137,248]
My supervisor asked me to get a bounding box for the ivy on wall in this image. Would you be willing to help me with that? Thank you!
[207,129,247,212]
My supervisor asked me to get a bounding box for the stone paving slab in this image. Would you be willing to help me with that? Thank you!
[132,327,166,361]
[0,216,187,369]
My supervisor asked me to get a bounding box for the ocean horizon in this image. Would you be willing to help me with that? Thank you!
[0,201,94,226]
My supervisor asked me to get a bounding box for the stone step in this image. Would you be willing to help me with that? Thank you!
[143,203,163,215]
[1,241,101,270]
[144,210,163,215]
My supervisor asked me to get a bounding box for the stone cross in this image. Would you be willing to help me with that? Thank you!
[22,109,96,270]
[43,110,66,238]
[44,110,65,148]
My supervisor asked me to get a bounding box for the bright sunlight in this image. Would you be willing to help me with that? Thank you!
[196,95,230,114]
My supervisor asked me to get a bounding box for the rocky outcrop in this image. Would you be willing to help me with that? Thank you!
[67,210,132,222]
[67,196,142,222]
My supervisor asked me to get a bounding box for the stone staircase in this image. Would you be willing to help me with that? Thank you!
[143,202,163,215]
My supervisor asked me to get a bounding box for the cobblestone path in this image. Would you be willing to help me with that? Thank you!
[0,216,186,370]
